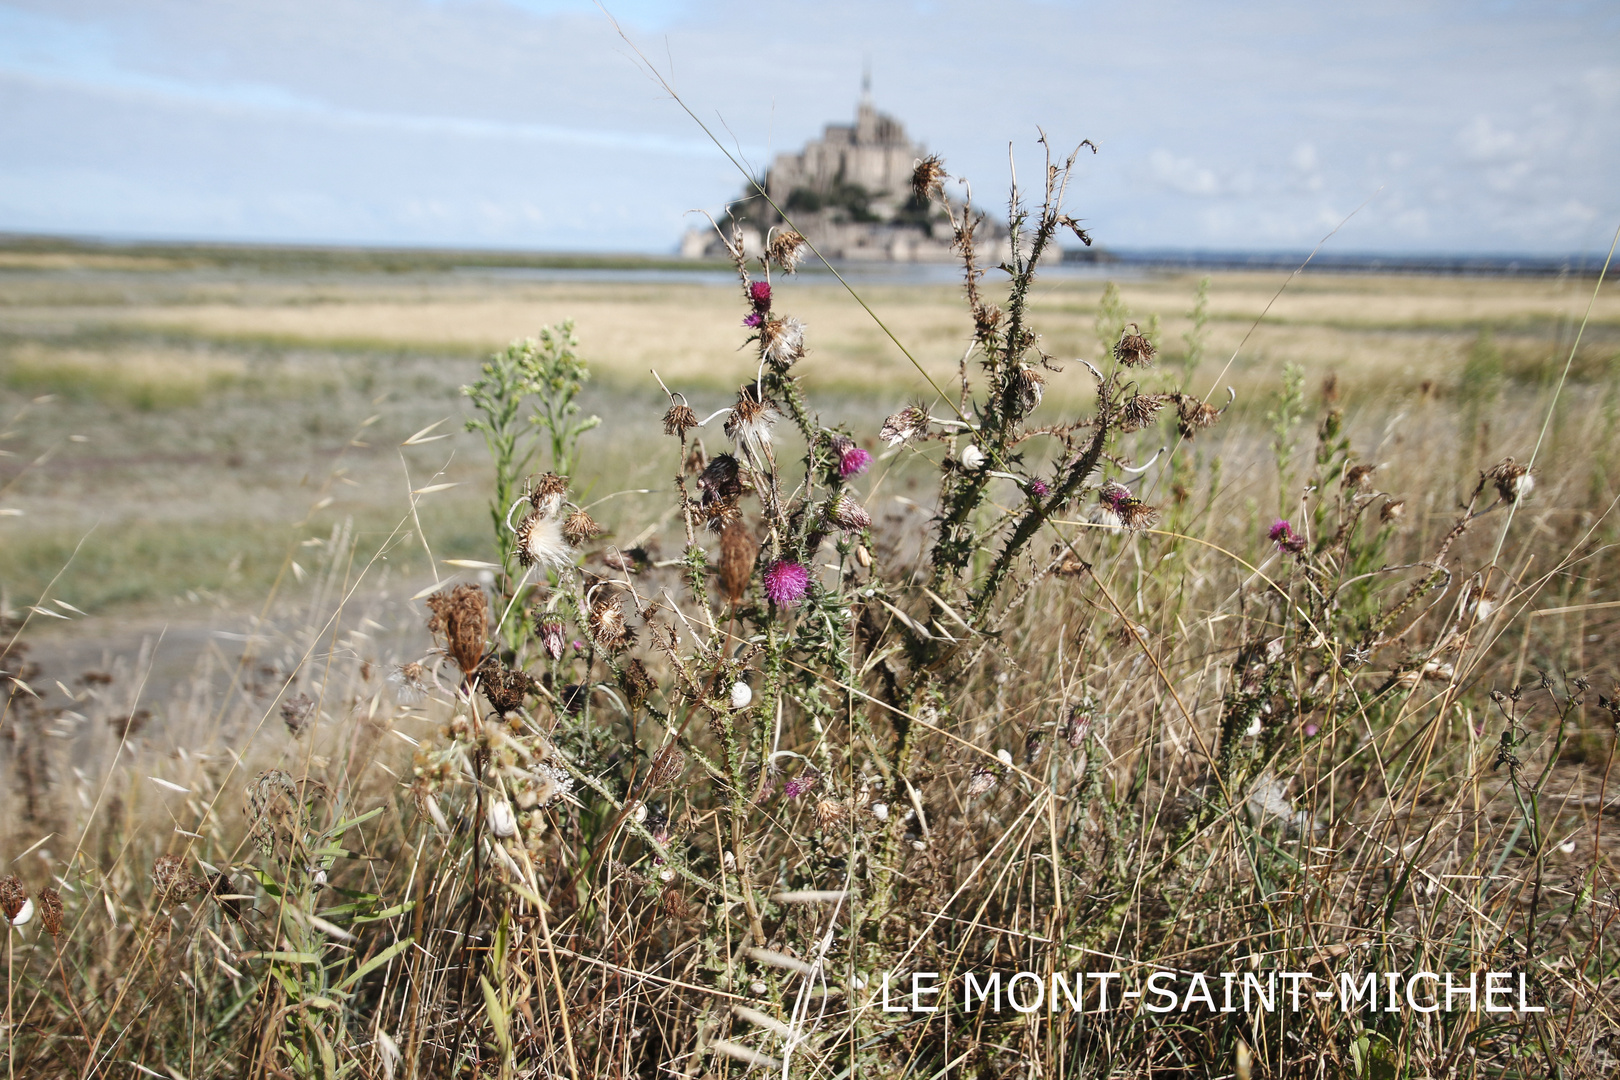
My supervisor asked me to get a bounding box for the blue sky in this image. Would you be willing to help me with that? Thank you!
[1,1,1616,255]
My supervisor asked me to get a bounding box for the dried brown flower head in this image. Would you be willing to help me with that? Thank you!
[661,887,693,919]
[911,153,947,202]
[588,594,635,653]
[647,741,687,789]
[476,658,536,715]
[767,229,807,273]
[280,692,316,738]
[1176,396,1220,439]
[662,400,698,437]
[1065,704,1094,748]
[620,658,654,709]
[527,472,570,517]
[1113,324,1157,367]
[1488,457,1534,504]
[1118,393,1170,434]
[0,876,26,923]
[699,453,744,505]
[1380,498,1406,523]
[246,768,310,855]
[1006,365,1045,416]
[814,797,849,829]
[37,886,63,936]
[153,854,204,906]
[562,508,603,547]
[973,303,1004,343]
[719,519,758,605]
[725,384,781,465]
[425,583,489,675]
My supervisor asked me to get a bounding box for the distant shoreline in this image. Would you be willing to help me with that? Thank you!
[0,231,1608,279]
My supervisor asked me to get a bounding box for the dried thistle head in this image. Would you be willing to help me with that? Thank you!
[37,886,63,936]
[1176,395,1221,439]
[246,768,309,855]
[973,303,1004,344]
[620,658,654,710]
[965,765,999,797]
[825,493,872,532]
[719,519,758,605]
[153,854,204,906]
[425,583,489,675]
[1113,324,1157,367]
[280,693,316,738]
[911,153,947,203]
[814,797,849,829]
[515,510,572,571]
[587,593,635,653]
[1380,498,1406,524]
[879,403,930,447]
[476,658,536,715]
[527,472,570,517]
[662,400,698,437]
[661,887,692,920]
[1005,365,1045,417]
[699,453,744,506]
[388,662,429,704]
[1488,457,1534,503]
[758,316,807,370]
[1343,463,1377,493]
[562,508,603,547]
[1118,393,1170,434]
[767,229,807,273]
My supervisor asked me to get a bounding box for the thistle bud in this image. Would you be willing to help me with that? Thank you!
[535,612,566,661]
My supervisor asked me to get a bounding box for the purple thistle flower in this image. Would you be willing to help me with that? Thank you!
[749,280,772,309]
[783,771,819,800]
[839,445,872,479]
[762,560,810,607]
[1269,519,1307,555]
[742,311,763,328]
[1303,723,1320,737]
[1028,478,1050,498]
[1098,481,1133,513]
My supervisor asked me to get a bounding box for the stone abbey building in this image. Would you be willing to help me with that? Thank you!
[681,90,986,263]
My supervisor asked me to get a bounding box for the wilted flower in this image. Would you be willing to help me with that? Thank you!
[911,153,947,202]
[388,662,429,703]
[1176,395,1220,439]
[527,472,570,518]
[562,508,603,547]
[1488,457,1534,504]
[724,386,780,465]
[280,693,316,738]
[515,510,572,571]
[762,560,810,607]
[1065,704,1094,747]
[1006,365,1045,416]
[152,854,204,906]
[826,494,872,532]
[758,316,806,369]
[1269,519,1307,555]
[960,444,987,470]
[879,404,930,447]
[587,594,635,653]
[814,798,848,828]
[1343,463,1377,493]
[1380,498,1406,524]
[662,400,698,437]
[476,658,536,715]
[1118,393,1170,433]
[535,612,566,661]
[767,229,807,273]
[1113,324,1156,367]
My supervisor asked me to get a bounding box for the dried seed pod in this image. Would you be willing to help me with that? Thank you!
[719,519,758,605]
[647,742,687,789]
[814,798,848,829]
[1118,393,1170,434]
[1488,457,1533,503]
[587,594,635,653]
[152,854,203,906]
[767,229,807,273]
[527,472,570,517]
[37,886,63,936]
[911,154,947,202]
[0,876,27,924]
[620,658,654,710]
[662,400,698,437]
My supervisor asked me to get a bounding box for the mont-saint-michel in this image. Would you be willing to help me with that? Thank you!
[681,87,1005,263]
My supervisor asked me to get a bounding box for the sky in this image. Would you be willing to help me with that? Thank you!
[1,0,1616,256]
